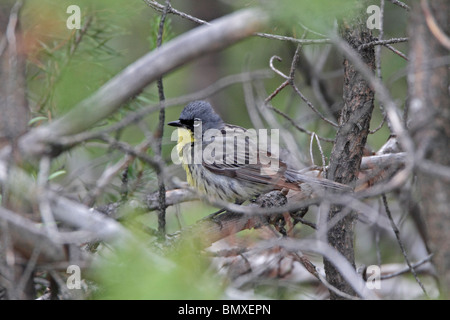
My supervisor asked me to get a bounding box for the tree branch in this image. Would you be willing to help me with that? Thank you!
[154,0,171,236]
[12,8,268,160]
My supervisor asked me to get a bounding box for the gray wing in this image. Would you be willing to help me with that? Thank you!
[200,125,349,192]
[201,125,288,187]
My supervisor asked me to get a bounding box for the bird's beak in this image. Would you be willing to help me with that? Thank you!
[168,120,183,127]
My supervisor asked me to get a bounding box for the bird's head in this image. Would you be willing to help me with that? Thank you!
[168,100,224,134]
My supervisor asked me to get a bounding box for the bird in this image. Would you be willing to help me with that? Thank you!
[168,100,348,205]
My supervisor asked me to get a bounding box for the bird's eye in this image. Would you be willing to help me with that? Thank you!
[193,118,201,127]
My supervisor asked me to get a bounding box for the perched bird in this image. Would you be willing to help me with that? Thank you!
[168,100,347,204]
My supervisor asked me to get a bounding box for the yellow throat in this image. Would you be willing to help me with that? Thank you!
[176,127,196,186]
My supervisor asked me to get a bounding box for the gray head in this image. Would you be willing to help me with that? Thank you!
[168,100,224,133]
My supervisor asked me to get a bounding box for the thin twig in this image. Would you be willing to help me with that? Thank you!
[383,43,408,60]
[310,43,338,123]
[98,135,164,172]
[274,45,339,127]
[265,80,289,101]
[380,253,433,280]
[289,43,303,79]
[382,194,429,297]
[155,0,171,236]
[291,252,359,300]
[316,268,361,300]
[309,134,316,166]
[16,243,42,299]
[37,15,93,112]
[53,70,272,149]
[292,216,317,230]
[144,0,332,47]
[242,64,265,130]
[274,239,378,299]
[369,113,388,134]
[265,45,337,141]
[256,33,331,45]
[82,136,157,206]
[269,56,289,79]
[143,0,209,25]
[298,22,328,38]
[387,0,411,11]
[264,103,334,143]
[69,16,93,56]
[358,37,408,50]
[310,132,327,174]
[291,83,338,127]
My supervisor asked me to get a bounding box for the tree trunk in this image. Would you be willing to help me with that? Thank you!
[0,0,29,149]
[407,0,450,298]
[324,9,376,299]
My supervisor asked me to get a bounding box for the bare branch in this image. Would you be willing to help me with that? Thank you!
[52,70,272,149]
[0,206,67,263]
[143,0,209,25]
[383,43,408,60]
[360,152,406,170]
[382,194,429,296]
[379,254,433,280]
[256,33,331,45]
[154,0,171,236]
[268,239,379,299]
[144,1,332,47]
[265,47,337,142]
[358,37,409,50]
[146,188,198,211]
[387,0,411,11]
[15,8,269,159]
[83,136,158,206]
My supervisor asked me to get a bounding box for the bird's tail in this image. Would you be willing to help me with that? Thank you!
[284,169,352,192]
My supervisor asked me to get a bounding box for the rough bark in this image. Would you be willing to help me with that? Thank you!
[407,0,450,298]
[324,11,376,299]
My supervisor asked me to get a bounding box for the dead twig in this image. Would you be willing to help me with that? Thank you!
[154,0,171,236]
